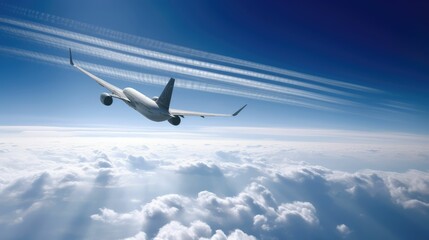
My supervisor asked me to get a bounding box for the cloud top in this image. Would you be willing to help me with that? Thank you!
[0,131,428,239]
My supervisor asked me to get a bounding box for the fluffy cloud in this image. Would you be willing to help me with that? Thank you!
[123,231,147,240]
[336,224,351,236]
[212,229,257,240]
[92,182,317,238]
[275,201,318,225]
[127,155,157,171]
[0,130,428,239]
[154,221,211,240]
[176,162,223,176]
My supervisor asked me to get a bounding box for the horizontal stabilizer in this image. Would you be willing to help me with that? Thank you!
[233,104,247,116]
[169,104,247,118]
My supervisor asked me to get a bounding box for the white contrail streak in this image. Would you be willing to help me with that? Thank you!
[0,3,379,93]
[0,17,360,98]
[82,64,337,111]
[0,4,413,116]
[0,25,358,107]
[0,47,338,111]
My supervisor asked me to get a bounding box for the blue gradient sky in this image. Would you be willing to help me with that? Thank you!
[1,2,429,239]
[0,0,428,134]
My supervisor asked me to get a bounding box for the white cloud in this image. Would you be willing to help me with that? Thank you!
[253,214,269,230]
[122,231,147,240]
[154,221,212,240]
[209,229,256,240]
[0,128,428,239]
[185,162,223,175]
[127,155,157,171]
[90,208,142,225]
[276,201,318,225]
[336,224,351,236]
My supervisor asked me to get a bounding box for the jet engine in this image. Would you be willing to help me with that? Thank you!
[100,92,113,106]
[168,116,181,126]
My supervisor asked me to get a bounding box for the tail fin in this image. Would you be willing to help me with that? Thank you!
[157,78,175,109]
[69,48,74,66]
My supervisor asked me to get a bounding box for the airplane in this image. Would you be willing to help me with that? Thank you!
[68,49,246,126]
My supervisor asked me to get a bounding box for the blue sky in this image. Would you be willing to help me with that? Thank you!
[0,0,428,133]
[0,2,429,239]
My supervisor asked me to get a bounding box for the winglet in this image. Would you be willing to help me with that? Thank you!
[69,48,74,66]
[232,104,247,116]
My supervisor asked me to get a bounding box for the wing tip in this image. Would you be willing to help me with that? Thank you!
[69,48,74,66]
[233,104,247,116]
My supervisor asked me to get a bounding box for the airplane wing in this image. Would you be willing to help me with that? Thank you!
[170,104,247,118]
[69,48,129,102]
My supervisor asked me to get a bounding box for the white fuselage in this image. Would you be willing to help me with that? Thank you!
[122,87,171,122]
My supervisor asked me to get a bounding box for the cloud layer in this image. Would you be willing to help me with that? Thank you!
[0,129,428,239]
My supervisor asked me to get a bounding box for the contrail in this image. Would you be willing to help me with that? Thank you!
[0,47,339,112]
[0,17,361,98]
[0,3,379,93]
[82,63,338,111]
[0,4,413,116]
[0,25,359,107]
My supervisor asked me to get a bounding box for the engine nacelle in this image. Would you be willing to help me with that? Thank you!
[152,96,159,101]
[100,92,113,106]
[168,116,181,126]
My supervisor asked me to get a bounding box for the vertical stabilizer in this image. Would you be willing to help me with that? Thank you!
[69,48,74,66]
[157,78,175,109]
